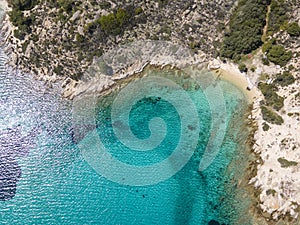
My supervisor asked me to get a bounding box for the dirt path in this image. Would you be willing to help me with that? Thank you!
[262,4,271,42]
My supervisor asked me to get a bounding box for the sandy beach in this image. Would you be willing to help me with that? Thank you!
[209,61,262,103]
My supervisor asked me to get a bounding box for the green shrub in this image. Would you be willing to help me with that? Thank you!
[57,0,75,13]
[99,1,111,10]
[93,48,103,57]
[75,33,84,43]
[7,0,39,10]
[238,63,248,73]
[258,82,284,111]
[14,29,25,40]
[261,105,284,125]
[250,66,256,72]
[135,7,143,15]
[274,71,295,86]
[22,40,30,52]
[266,189,276,196]
[84,21,98,34]
[31,34,39,42]
[53,65,63,75]
[287,22,300,36]
[267,45,292,66]
[262,57,270,65]
[98,13,120,35]
[9,8,34,40]
[268,0,289,33]
[278,157,298,168]
[262,122,270,131]
[288,64,295,71]
[262,38,276,53]
[9,9,23,26]
[96,8,131,36]
[115,8,130,27]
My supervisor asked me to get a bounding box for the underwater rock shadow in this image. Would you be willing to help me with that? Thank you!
[0,125,40,201]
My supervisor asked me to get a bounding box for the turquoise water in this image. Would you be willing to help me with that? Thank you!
[0,61,253,224]
[0,9,254,225]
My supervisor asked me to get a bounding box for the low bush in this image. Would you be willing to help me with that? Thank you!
[57,0,76,13]
[262,122,270,131]
[262,57,270,65]
[261,105,284,125]
[274,71,295,86]
[99,1,111,10]
[267,45,292,67]
[135,7,143,15]
[238,63,248,73]
[9,8,35,40]
[287,22,300,36]
[278,157,298,168]
[7,0,38,10]
[266,189,276,196]
[258,82,284,111]
[85,8,134,37]
[262,38,276,53]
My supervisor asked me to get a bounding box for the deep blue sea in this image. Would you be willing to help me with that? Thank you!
[0,8,254,225]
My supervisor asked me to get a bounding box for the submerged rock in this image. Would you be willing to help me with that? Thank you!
[0,158,21,201]
[0,125,39,200]
[208,220,220,225]
[208,220,228,225]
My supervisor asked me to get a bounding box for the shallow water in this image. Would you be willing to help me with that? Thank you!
[0,8,254,225]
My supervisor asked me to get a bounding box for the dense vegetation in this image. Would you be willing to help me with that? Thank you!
[9,9,34,40]
[220,0,270,60]
[85,8,133,36]
[258,82,284,111]
[262,38,276,53]
[85,6,146,38]
[7,0,38,40]
[263,38,294,68]
[258,71,290,125]
[267,44,292,66]
[7,0,39,10]
[262,39,292,66]
[267,0,289,35]
[273,71,295,86]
